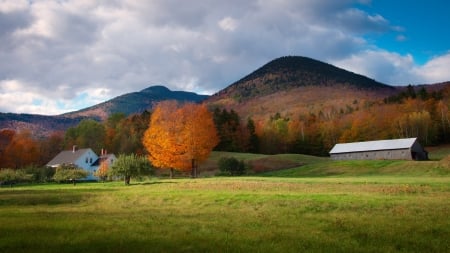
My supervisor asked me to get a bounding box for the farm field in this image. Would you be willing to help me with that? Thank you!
[1,161,449,252]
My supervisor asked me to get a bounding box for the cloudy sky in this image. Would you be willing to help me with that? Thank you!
[1,0,449,115]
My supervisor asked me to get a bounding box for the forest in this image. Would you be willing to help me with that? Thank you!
[0,84,450,171]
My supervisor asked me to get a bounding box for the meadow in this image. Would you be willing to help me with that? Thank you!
[0,152,449,252]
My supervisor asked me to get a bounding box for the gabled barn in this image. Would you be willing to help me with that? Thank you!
[329,138,428,161]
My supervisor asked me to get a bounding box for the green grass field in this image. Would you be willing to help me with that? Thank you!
[1,152,449,252]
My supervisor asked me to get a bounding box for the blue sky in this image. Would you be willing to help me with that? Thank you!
[359,0,449,64]
[0,0,449,115]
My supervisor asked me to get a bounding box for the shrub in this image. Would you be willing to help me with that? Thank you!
[53,164,89,185]
[24,166,56,183]
[218,157,247,176]
[0,168,28,187]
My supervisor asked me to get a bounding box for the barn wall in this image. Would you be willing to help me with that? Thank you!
[330,149,412,160]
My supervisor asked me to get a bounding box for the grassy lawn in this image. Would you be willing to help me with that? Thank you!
[1,174,449,252]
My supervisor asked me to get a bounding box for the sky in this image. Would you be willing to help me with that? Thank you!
[0,0,449,115]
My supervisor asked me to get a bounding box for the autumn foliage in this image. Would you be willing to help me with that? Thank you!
[143,102,218,177]
[95,161,109,181]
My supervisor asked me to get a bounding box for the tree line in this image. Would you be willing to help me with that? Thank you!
[1,86,450,174]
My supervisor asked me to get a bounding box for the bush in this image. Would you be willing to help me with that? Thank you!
[53,164,89,184]
[0,168,28,187]
[24,166,56,183]
[218,157,247,176]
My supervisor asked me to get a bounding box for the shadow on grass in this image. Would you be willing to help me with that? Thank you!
[0,188,116,206]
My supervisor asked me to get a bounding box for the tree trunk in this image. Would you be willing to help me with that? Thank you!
[125,176,130,185]
[191,159,197,178]
[170,168,174,179]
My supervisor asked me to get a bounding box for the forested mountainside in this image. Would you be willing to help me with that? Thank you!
[0,113,85,138]
[205,56,450,155]
[63,85,209,120]
[0,86,208,137]
[206,56,398,123]
[209,56,394,102]
[1,56,450,167]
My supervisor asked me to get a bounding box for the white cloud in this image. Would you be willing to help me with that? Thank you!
[331,50,450,85]
[0,79,64,115]
[415,52,450,84]
[0,80,113,115]
[331,50,417,85]
[0,0,449,114]
[218,17,238,32]
[0,0,28,12]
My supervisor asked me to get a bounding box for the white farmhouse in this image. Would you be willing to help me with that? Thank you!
[47,146,115,180]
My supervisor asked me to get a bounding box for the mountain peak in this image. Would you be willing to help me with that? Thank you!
[212,55,393,101]
[63,85,208,120]
[140,85,171,93]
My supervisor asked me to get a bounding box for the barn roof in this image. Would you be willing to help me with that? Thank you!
[329,138,417,154]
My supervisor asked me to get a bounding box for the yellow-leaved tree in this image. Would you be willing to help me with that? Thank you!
[143,101,218,178]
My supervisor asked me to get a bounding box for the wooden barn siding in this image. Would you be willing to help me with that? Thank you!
[330,148,412,160]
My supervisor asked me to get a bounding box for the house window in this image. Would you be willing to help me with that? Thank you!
[86,157,88,163]
[90,158,93,163]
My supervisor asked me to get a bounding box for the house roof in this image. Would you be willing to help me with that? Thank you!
[46,148,93,167]
[92,154,116,166]
[329,138,417,154]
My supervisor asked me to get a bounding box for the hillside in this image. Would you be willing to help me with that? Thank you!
[0,85,208,136]
[206,56,397,121]
[2,56,449,140]
[0,113,86,137]
[210,56,394,100]
[197,150,450,177]
[63,85,209,120]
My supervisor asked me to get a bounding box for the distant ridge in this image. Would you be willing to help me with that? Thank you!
[0,85,209,136]
[211,56,394,101]
[63,85,209,120]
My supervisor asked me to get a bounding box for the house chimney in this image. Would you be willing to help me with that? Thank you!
[72,145,77,152]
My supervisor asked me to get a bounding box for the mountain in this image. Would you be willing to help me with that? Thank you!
[0,85,209,137]
[2,56,448,138]
[210,56,394,100]
[0,113,85,137]
[63,85,209,120]
[206,56,398,121]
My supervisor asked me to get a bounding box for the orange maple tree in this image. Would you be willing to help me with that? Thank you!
[1,130,40,169]
[95,161,109,181]
[143,101,218,178]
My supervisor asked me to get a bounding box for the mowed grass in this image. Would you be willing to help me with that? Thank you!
[1,174,449,252]
[1,147,450,252]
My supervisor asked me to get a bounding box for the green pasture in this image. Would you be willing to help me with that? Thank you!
[0,178,449,252]
[1,150,450,252]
